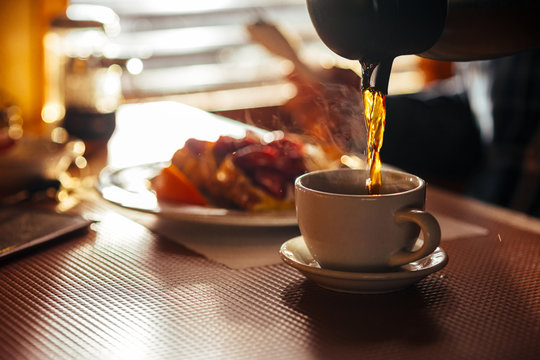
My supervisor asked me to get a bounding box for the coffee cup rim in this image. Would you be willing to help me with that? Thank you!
[295,168,424,197]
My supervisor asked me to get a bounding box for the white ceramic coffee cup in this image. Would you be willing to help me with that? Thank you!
[295,168,441,272]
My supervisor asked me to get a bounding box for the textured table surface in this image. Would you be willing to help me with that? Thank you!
[0,188,539,360]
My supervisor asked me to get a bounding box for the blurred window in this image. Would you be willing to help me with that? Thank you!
[69,0,424,111]
[68,1,331,110]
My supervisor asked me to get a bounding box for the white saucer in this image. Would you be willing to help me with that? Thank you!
[279,236,448,294]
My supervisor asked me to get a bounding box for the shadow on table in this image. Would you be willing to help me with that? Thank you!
[281,278,446,352]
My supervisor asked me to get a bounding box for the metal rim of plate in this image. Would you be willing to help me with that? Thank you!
[97,162,298,227]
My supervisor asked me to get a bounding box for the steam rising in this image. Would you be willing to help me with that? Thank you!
[313,82,367,159]
[243,75,368,167]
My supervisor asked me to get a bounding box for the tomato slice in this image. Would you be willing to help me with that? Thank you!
[153,164,207,206]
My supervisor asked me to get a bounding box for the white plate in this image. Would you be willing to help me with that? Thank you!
[280,236,448,294]
[97,162,297,226]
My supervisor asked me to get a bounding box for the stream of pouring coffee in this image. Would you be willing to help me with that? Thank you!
[361,61,386,194]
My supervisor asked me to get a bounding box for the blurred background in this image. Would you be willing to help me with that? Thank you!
[1,0,451,136]
[1,0,455,204]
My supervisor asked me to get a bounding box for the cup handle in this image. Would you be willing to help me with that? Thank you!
[388,209,441,267]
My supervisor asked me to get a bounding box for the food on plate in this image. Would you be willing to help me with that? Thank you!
[152,131,337,211]
[151,164,207,206]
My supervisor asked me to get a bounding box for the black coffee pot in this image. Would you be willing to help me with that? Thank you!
[306,0,540,93]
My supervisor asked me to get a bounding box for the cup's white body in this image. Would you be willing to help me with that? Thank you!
[295,169,438,271]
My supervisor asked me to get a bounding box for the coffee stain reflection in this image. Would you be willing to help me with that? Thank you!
[281,279,444,355]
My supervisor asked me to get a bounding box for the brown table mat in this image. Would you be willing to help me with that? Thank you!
[0,201,538,360]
